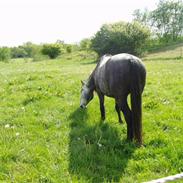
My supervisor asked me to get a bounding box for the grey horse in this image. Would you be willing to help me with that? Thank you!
[80,53,146,145]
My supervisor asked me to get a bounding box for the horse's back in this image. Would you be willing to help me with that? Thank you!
[110,53,143,67]
[94,53,146,97]
[110,53,146,90]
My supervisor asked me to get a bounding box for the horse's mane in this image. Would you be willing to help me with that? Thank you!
[96,54,112,67]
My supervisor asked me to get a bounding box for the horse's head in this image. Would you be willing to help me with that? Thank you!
[80,80,94,109]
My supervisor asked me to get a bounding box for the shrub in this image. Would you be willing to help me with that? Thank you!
[66,45,72,53]
[21,42,36,58]
[0,47,11,61]
[91,21,151,56]
[11,47,28,58]
[22,42,43,59]
[41,44,61,59]
[80,38,92,51]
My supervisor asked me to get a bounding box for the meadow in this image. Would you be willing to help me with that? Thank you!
[0,46,183,182]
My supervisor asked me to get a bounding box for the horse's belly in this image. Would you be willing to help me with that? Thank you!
[95,72,111,96]
[95,60,130,97]
[97,73,130,98]
[99,82,112,96]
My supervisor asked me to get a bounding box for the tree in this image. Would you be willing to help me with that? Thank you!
[41,44,61,59]
[150,0,183,41]
[11,47,28,58]
[133,8,150,27]
[0,47,11,61]
[80,38,92,51]
[132,0,183,50]
[21,42,35,57]
[133,0,183,42]
[66,45,72,53]
[91,21,150,56]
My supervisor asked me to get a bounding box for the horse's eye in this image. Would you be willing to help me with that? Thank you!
[87,93,93,101]
[85,94,88,99]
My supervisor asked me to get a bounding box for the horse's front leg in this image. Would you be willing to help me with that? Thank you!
[97,92,105,120]
[115,100,123,124]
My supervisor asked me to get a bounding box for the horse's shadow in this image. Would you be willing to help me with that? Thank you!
[69,108,136,182]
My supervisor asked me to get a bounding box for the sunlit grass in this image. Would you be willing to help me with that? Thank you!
[145,42,183,60]
[0,49,183,182]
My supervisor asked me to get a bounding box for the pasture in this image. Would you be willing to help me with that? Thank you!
[0,47,183,182]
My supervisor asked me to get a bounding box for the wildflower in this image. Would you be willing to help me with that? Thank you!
[16,132,20,136]
[21,107,25,111]
[97,143,102,148]
[5,124,10,128]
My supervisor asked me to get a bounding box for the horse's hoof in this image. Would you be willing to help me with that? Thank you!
[139,143,146,148]
[100,118,106,124]
[135,141,144,148]
[101,118,105,121]
[119,120,123,124]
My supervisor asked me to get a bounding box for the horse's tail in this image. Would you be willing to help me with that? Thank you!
[130,59,145,145]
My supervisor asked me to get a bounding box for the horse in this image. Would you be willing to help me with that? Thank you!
[80,53,146,145]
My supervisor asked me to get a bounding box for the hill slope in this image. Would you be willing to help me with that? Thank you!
[145,42,183,60]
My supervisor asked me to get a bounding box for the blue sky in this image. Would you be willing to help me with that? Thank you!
[0,0,159,46]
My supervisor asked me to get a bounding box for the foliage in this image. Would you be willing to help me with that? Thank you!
[133,0,183,43]
[80,38,92,51]
[91,21,151,56]
[66,45,72,53]
[41,44,61,59]
[21,42,37,58]
[0,47,183,182]
[10,42,44,61]
[11,47,28,58]
[5,41,80,61]
[22,42,44,61]
[0,47,11,61]
[133,8,150,27]
[150,0,183,42]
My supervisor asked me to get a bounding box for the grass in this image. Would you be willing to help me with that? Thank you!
[0,48,183,183]
[144,42,183,61]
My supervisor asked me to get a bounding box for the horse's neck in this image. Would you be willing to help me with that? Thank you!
[87,73,95,91]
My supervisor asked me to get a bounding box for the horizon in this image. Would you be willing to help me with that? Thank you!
[0,0,158,47]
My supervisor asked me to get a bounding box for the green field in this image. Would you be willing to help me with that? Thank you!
[0,48,183,183]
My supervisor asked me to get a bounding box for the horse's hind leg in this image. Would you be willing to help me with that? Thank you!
[115,101,123,124]
[121,97,133,141]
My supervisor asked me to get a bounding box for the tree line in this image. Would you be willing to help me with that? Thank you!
[0,41,74,62]
[0,0,183,61]
[133,0,183,50]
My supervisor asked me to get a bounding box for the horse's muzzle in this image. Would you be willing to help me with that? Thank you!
[80,105,86,109]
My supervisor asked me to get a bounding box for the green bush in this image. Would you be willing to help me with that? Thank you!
[22,42,43,59]
[66,45,72,53]
[21,42,36,58]
[41,44,61,59]
[80,38,92,51]
[11,47,28,58]
[91,21,150,56]
[0,47,11,61]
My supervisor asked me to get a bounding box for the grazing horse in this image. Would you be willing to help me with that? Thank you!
[80,53,146,145]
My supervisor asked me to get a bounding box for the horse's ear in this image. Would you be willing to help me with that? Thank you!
[81,80,85,85]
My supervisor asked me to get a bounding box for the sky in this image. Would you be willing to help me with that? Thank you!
[0,0,159,47]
